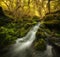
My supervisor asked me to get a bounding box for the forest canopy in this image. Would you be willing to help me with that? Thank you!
[0,0,60,19]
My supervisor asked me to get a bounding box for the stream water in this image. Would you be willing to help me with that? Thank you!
[0,22,60,57]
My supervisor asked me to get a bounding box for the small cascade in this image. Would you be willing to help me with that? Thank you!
[46,45,53,57]
[15,22,40,51]
[1,22,58,57]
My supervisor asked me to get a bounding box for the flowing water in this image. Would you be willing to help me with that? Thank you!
[0,22,59,57]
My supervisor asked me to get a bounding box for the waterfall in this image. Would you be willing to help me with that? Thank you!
[46,45,53,57]
[16,22,40,43]
[1,22,55,57]
[14,22,40,51]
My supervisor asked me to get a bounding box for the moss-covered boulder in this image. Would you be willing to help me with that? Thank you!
[43,10,60,32]
[34,39,46,51]
[41,10,60,46]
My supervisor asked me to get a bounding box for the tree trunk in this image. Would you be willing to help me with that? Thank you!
[47,0,50,13]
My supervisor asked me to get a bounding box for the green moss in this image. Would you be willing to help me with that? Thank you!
[34,39,46,51]
[42,11,60,33]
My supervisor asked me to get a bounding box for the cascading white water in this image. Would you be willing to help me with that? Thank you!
[2,22,55,57]
[46,45,53,57]
[1,23,40,57]
[14,22,40,51]
[16,22,40,43]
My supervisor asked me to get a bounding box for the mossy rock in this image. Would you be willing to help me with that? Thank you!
[36,27,51,40]
[43,10,60,32]
[34,39,46,51]
[43,10,60,23]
